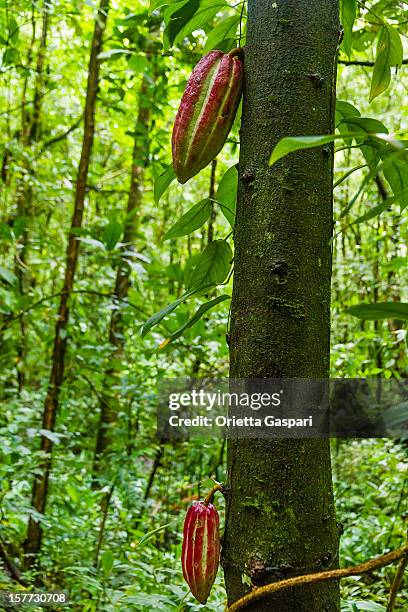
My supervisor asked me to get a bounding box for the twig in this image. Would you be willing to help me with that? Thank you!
[227,543,408,612]
[339,58,408,67]
[94,483,115,567]
[387,546,408,612]
[0,289,148,331]
[43,115,83,147]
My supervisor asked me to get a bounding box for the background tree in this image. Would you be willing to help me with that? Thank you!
[24,0,110,565]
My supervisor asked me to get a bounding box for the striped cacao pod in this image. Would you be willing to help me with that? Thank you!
[181,500,220,604]
[172,49,243,184]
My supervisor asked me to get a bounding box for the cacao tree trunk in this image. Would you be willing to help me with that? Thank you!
[23,0,109,565]
[223,1,341,610]
[92,75,150,479]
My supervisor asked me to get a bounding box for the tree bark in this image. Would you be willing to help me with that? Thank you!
[92,75,150,478]
[23,0,110,565]
[223,2,341,610]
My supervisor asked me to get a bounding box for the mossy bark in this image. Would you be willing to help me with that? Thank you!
[223,1,341,610]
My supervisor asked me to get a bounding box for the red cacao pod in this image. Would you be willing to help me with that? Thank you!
[181,500,220,604]
[172,49,243,184]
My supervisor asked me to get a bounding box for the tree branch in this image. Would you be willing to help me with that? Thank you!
[387,549,408,612]
[0,289,148,331]
[339,58,408,67]
[43,115,83,147]
[227,544,408,612]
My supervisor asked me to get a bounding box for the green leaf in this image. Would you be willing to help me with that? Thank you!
[141,291,194,337]
[340,0,357,58]
[188,239,233,290]
[150,0,182,11]
[39,429,63,444]
[164,199,212,239]
[269,127,393,166]
[98,49,131,60]
[66,484,81,503]
[369,25,403,102]
[383,401,408,431]
[163,0,200,50]
[100,550,114,574]
[203,15,240,52]
[335,100,360,128]
[127,54,149,73]
[382,151,408,210]
[0,265,17,285]
[216,165,238,226]
[12,216,28,240]
[270,134,340,165]
[154,164,176,204]
[341,116,388,137]
[350,199,390,225]
[349,187,408,225]
[164,0,227,51]
[102,221,123,250]
[348,302,408,321]
[159,294,230,348]
[137,523,170,546]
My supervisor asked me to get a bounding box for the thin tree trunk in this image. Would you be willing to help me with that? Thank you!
[23,0,110,565]
[92,75,150,478]
[14,2,50,392]
[223,2,341,610]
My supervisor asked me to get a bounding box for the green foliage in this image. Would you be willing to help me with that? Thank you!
[348,302,408,320]
[164,199,213,239]
[0,1,407,610]
[188,239,232,289]
[216,165,237,226]
[341,0,358,58]
[369,25,403,102]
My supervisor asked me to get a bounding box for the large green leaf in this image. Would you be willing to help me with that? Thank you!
[370,25,403,102]
[335,100,360,128]
[203,15,240,52]
[141,291,194,337]
[163,0,227,51]
[100,550,114,574]
[341,116,388,138]
[164,199,212,240]
[188,239,233,290]
[270,134,344,165]
[381,151,408,210]
[163,0,200,50]
[154,164,176,204]
[348,187,408,226]
[0,266,17,285]
[340,0,357,58]
[102,221,123,250]
[216,165,238,226]
[348,302,408,321]
[172,1,226,49]
[349,199,390,225]
[159,294,230,348]
[269,128,395,166]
